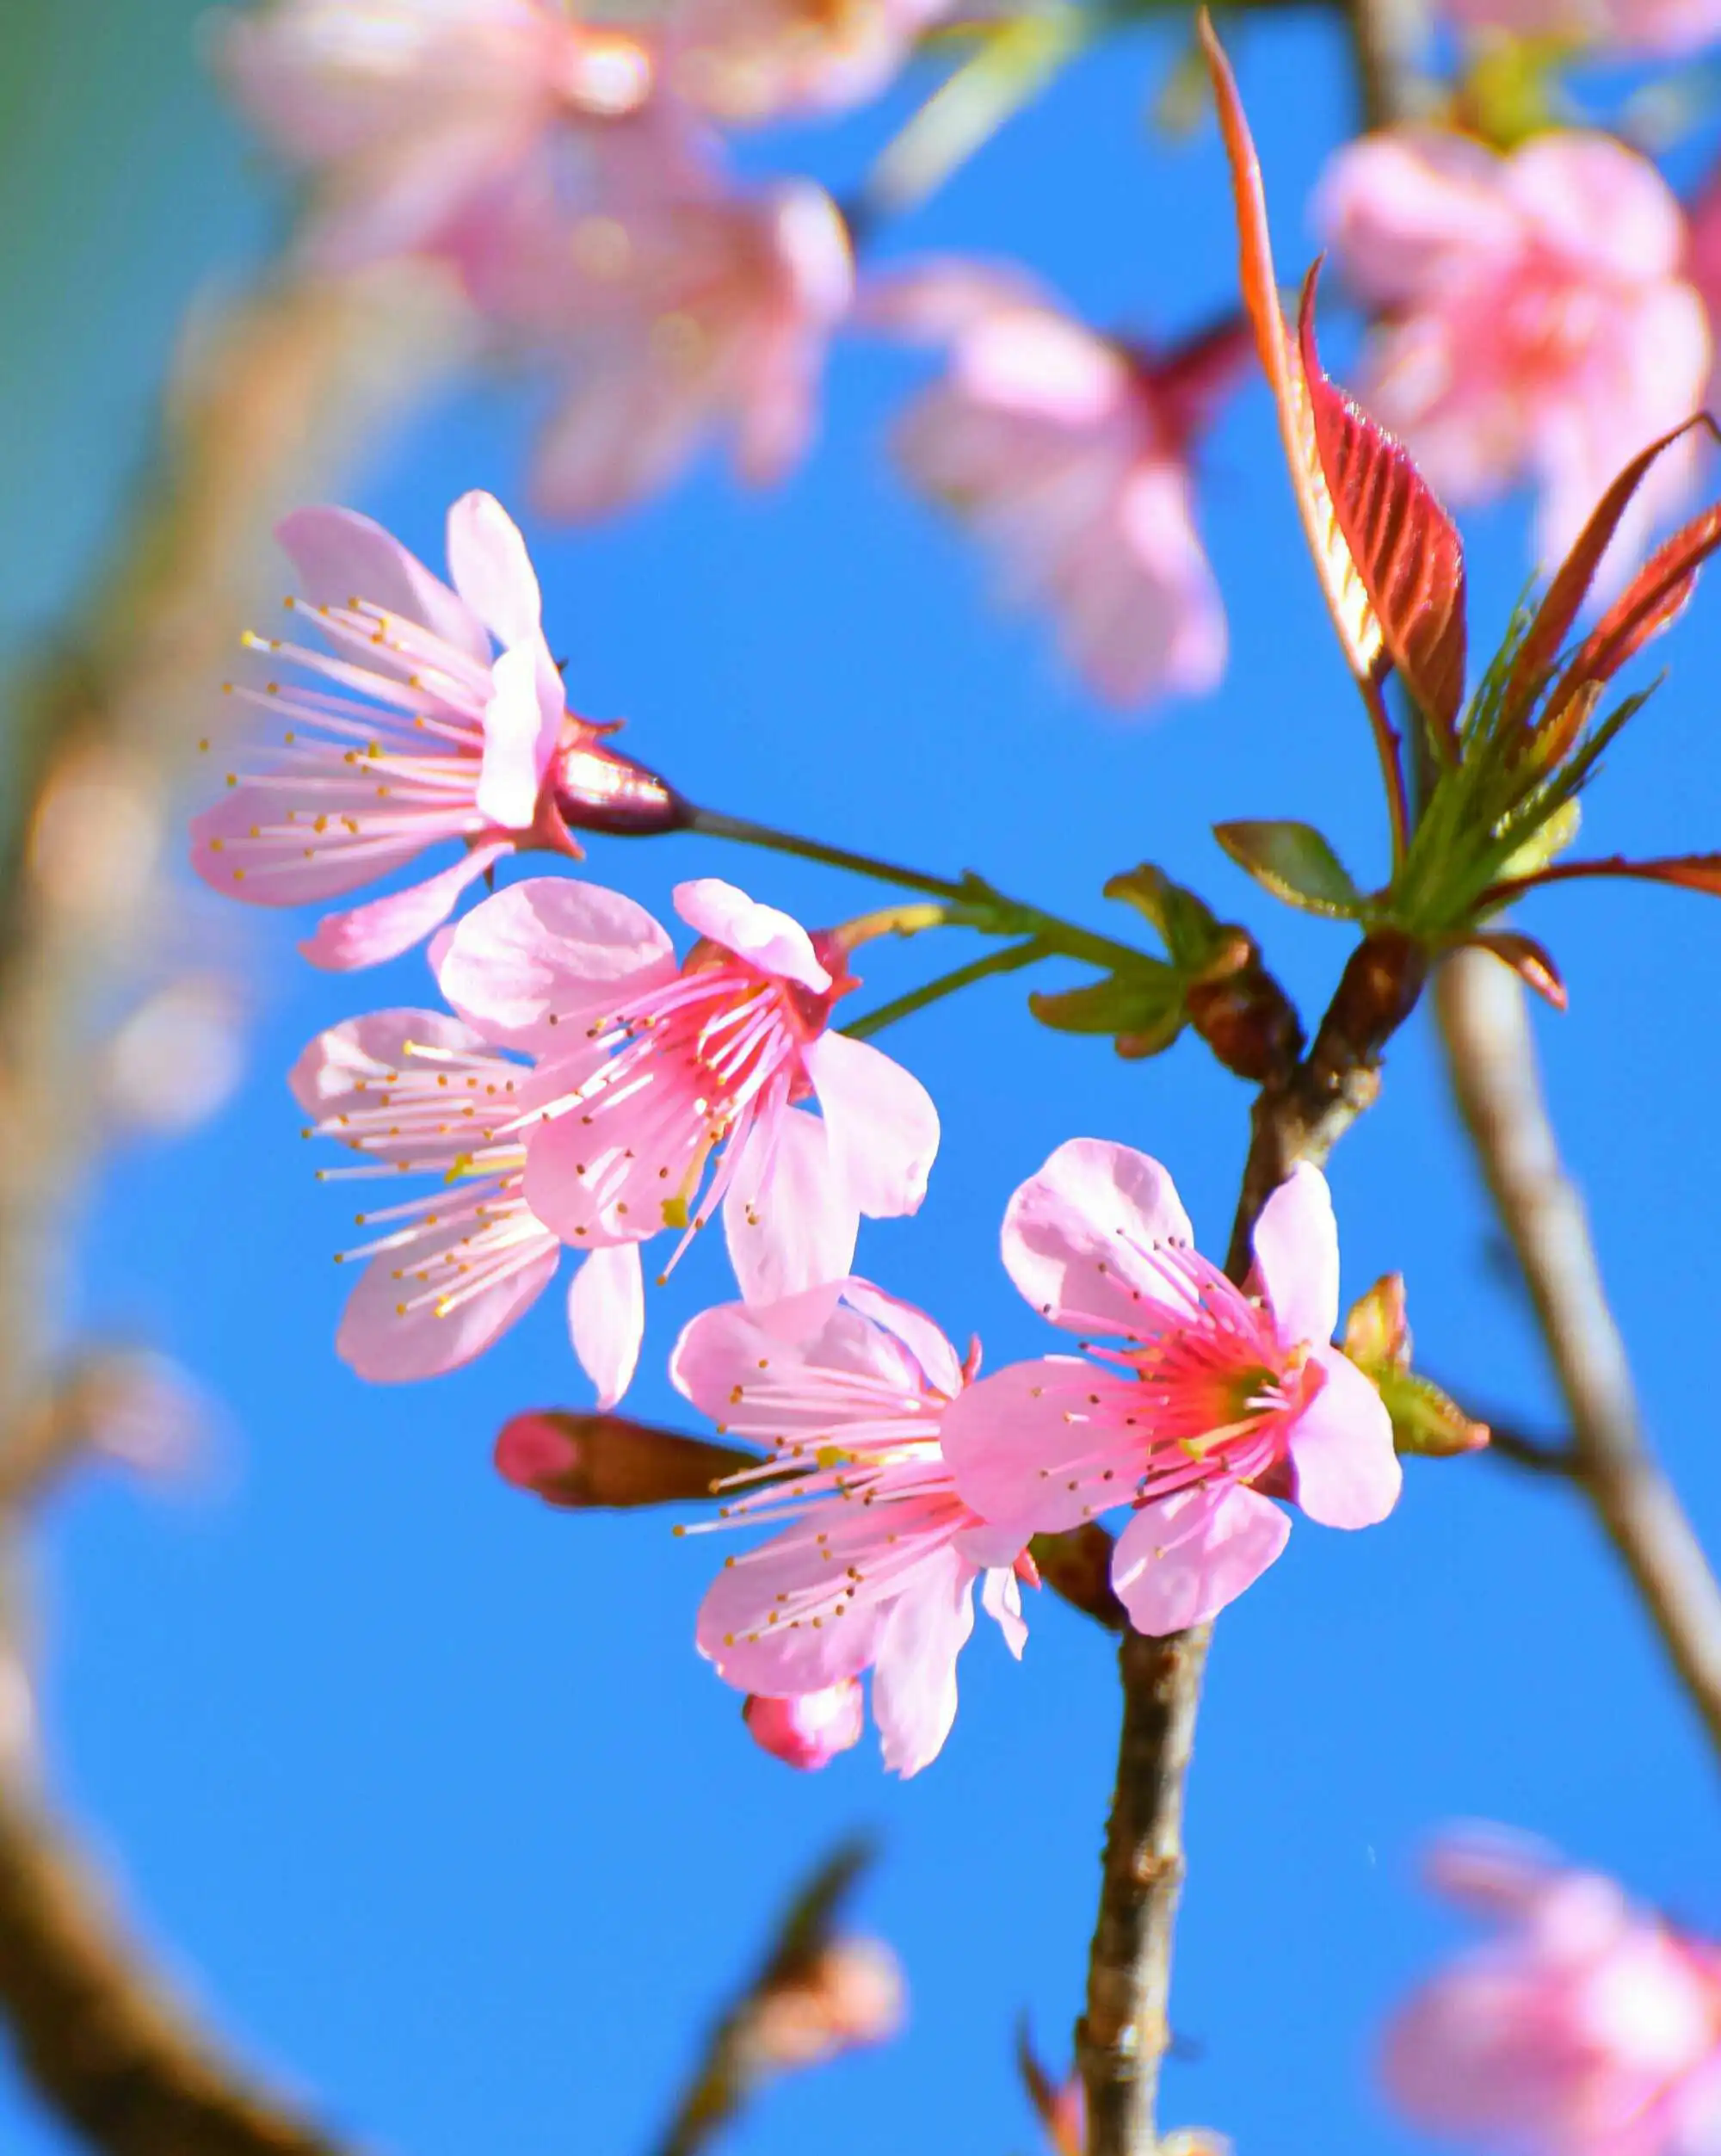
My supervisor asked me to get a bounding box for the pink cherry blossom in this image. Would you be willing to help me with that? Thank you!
[1433,0,1721,56]
[470,179,854,517]
[217,0,655,270]
[291,1004,645,1400]
[1318,128,1711,589]
[661,0,950,122]
[679,1279,1029,1776]
[941,1140,1398,1634]
[875,263,1246,707]
[742,1682,865,1769]
[435,876,939,1306]
[193,491,682,970]
[1382,1832,1721,2155]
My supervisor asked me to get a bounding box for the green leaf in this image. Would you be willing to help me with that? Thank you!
[1028,964,1185,1053]
[1379,1370,1491,1460]
[1101,863,1229,970]
[1212,820,1367,917]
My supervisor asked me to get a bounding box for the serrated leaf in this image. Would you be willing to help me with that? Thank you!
[1212,819,1366,917]
[1101,862,1227,970]
[1548,495,1721,714]
[1503,417,1717,727]
[1493,798,1582,885]
[1491,851,1721,903]
[1381,1369,1491,1458]
[1466,929,1566,1010]
[1298,263,1467,751]
[1200,15,1385,694]
[1028,964,1185,1049]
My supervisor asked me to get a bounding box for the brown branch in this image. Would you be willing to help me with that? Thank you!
[1080,927,1428,2156]
[1436,948,1721,1759]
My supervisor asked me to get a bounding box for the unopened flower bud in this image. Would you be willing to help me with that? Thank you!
[550,728,694,840]
[745,1934,906,2071]
[495,1411,757,1509]
[743,1683,865,1771]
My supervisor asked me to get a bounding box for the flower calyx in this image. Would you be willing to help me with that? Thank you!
[1342,1276,1490,1460]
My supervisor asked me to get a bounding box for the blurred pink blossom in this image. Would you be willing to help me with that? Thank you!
[661,0,950,121]
[1382,1832,1721,2155]
[941,1141,1398,1634]
[1682,159,1721,416]
[218,0,655,269]
[682,1279,1028,1776]
[193,491,679,970]
[435,876,939,1306]
[875,263,1245,708]
[742,1682,866,1769]
[291,1004,646,1399]
[1318,128,1711,590]
[471,180,854,516]
[1432,0,1721,55]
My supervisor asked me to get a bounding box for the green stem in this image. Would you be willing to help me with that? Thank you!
[688,806,1151,976]
[843,938,1047,1039]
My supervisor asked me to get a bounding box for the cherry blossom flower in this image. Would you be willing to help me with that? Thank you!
[1318,128,1711,590]
[1382,1832,1721,2155]
[941,1140,1398,1634]
[217,0,655,270]
[661,0,950,123]
[876,263,1246,707]
[291,1004,645,1400]
[742,1681,865,1769]
[1432,0,1721,55]
[680,1279,1029,1776]
[470,178,854,517]
[435,876,938,1303]
[193,491,682,970]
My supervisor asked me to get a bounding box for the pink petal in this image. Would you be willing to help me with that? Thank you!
[871,1547,978,1776]
[1288,1344,1401,1528]
[940,1356,1138,1537]
[981,1566,1028,1659]
[567,1244,645,1410]
[721,1106,859,1303]
[837,1279,964,1399]
[523,1076,706,1250]
[1111,1484,1292,1634]
[697,1523,887,1696]
[530,362,712,522]
[743,1683,865,1771]
[275,504,489,664]
[444,490,544,649]
[860,257,1052,342]
[474,642,550,829]
[1000,1138,1194,1334]
[288,1007,485,1124]
[299,840,513,971]
[673,879,830,991]
[336,1230,558,1382]
[802,1031,940,1221]
[672,1283,935,1441]
[1249,1161,1340,1346]
[957,308,1131,424]
[190,783,426,907]
[1425,1830,1569,1918]
[435,877,675,1055]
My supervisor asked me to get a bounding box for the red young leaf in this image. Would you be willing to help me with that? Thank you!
[1199,14,1385,693]
[1467,930,1567,1010]
[1488,853,1721,904]
[1504,416,1718,726]
[1298,263,1467,750]
[1548,496,1721,714]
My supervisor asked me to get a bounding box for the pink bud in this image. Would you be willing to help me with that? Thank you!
[495,1411,756,1510]
[746,1936,907,2070]
[743,1683,865,1771]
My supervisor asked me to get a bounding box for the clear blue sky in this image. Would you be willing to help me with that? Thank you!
[4,6,1721,2153]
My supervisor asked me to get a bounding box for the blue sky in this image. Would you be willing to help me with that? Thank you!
[4,4,1721,2153]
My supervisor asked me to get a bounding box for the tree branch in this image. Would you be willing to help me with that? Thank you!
[1435,948,1721,1760]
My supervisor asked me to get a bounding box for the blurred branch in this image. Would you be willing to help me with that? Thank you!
[0,261,462,2156]
[1436,949,1721,1761]
[651,1839,897,2156]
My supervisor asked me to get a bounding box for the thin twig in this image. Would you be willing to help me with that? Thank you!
[1436,948,1721,1759]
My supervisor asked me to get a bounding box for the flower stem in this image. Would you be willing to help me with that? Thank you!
[842,938,1047,1039]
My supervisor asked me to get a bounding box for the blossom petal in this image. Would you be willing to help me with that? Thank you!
[567,1244,645,1410]
[871,1548,977,1776]
[837,1279,963,1400]
[299,841,513,971]
[722,1106,859,1304]
[474,643,549,830]
[1288,1344,1401,1528]
[1250,1161,1340,1344]
[941,1356,1138,1537]
[288,1006,486,1125]
[673,879,830,991]
[276,504,488,664]
[1000,1138,1195,1335]
[444,490,543,649]
[803,1030,940,1222]
[336,1229,558,1382]
[1111,1484,1291,1634]
[697,1522,887,1696]
[435,877,675,1054]
[190,782,427,907]
[981,1566,1028,1660]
